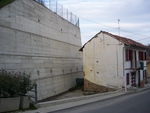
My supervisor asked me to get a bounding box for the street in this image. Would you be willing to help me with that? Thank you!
[49,89,150,113]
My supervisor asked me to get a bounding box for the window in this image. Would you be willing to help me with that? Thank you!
[126,49,129,61]
[126,73,129,85]
[129,50,132,61]
[139,51,141,60]
[134,51,137,67]
[144,52,146,60]
[125,49,132,61]
[139,51,145,60]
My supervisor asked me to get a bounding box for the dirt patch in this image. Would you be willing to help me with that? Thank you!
[38,87,84,102]
[38,87,108,102]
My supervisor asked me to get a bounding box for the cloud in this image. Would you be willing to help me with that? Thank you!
[52,0,150,45]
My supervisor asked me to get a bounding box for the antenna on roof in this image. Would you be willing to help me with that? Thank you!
[118,19,120,36]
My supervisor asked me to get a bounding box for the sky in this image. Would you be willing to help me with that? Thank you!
[46,0,150,46]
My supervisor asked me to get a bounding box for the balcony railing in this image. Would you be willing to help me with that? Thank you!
[125,61,146,70]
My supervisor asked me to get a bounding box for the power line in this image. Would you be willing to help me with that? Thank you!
[79,16,150,42]
[126,30,150,37]
[80,16,145,35]
[79,17,117,29]
[136,37,150,41]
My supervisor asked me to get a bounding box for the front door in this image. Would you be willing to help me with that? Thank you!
[138,71,140,87]
[131,72,136,87]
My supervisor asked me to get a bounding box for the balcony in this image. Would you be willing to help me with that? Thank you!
[125,61,146,70]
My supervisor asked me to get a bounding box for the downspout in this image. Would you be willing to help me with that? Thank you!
[123,46,127,92]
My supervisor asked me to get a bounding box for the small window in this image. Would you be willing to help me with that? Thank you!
[129,50,132,61]
[144,52,146,60]
[126,73,129,85]
[139,51,141,60]
[126,49,132,61]
[139,51,144,60]
[126,49,129,61]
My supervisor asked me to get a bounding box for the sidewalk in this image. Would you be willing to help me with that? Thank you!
[18,89,125,113]
[19,83,150,113]
[136,83,150,92]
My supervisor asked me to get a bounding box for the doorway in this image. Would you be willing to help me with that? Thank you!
[131,72,136,87]
[138,71,140,87]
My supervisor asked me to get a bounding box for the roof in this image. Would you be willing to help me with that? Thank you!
[79,31,147,51]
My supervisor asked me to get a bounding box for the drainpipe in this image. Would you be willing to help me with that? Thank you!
[123,46,127,92]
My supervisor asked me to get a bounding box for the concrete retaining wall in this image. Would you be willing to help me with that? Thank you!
[0,0,83,100]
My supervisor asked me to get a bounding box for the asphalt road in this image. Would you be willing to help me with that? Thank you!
[49,89,150,113]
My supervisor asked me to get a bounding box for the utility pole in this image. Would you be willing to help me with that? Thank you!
[118,19,120,36]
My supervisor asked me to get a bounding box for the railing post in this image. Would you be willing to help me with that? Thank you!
[67,9,68,20]
[70,12,72,23]
[78,18,79,27]
[49,0,51,10]
[56,1,57,14]
[62,5,63,17]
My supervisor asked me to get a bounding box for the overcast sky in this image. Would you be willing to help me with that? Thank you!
[48,0,150,45]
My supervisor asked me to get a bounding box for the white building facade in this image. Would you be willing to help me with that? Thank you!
[80,31,147,91]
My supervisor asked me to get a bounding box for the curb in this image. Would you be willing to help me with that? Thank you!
[127,84,150,93]
[19,86,150,113]
[37,89,124,108]
[33,89,127,113]
[136,86,150,92]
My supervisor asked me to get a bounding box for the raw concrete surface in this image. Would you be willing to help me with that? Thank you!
[0,0,83,101]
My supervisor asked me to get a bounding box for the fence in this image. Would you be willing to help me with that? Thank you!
[29,83,37,104]
[35,0,79,27]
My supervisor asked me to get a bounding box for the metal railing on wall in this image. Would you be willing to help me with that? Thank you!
[35,0,79,27]
[29,83,38,104]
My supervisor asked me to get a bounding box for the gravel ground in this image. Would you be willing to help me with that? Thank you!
[53,89,84,100]
[39,87,108,103]
[38,88,85,102]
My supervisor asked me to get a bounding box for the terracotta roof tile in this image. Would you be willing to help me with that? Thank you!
[103,31,147,48]
[79,31,147,51]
